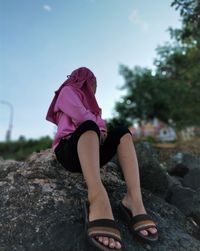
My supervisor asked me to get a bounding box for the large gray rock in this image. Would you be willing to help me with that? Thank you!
[161,149,200,225]
[192,188,200,225]
[183,168,200,190]
[165,180,196,216]
[164,159,200,227]
[0,149,200,251]
[166,152,200,181]
[167,163,189,177]
[135,142,168,197]
[168,152,200,172]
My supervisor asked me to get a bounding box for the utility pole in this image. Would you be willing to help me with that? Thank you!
[0,100,14,141]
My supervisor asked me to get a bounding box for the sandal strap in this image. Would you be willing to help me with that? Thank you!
[131,214,157,232]
[88,219,122,242]
[88,218,120,229]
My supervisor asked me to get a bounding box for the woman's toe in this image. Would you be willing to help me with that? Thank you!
[109,238,116,248]
[97,236,103,243]
[115,241,122,249]
[102,237,109,246]
[149,227,157,234]
[140,230,148,236]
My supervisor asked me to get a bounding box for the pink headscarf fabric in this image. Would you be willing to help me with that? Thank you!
[46,67,101,125]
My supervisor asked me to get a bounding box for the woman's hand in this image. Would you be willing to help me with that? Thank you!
[100,131,107,145]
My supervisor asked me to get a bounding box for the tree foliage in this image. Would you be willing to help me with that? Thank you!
[0,136,52,161]
[110,0,200,130]
[171,0,200,43]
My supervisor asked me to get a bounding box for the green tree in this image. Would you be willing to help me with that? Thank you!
[171,0,200,43]
[111,0,200,129]
[113,65,178,126]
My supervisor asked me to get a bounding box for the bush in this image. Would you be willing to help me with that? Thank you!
[0,136,53,161]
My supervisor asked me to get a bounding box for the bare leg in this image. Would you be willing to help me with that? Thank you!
[77,130,121,249]
[117,133,157,235]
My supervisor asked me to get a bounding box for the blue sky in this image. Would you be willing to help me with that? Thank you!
[0,0,182,141]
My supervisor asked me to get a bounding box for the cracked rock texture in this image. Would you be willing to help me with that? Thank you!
[0,143,200,251]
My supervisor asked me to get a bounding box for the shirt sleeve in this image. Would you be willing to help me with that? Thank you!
[55,86,106,130]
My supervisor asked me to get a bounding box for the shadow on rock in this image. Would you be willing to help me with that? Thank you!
[0,146,200,251]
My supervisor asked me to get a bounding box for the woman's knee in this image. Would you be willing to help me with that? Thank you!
[112,126,132,138]
[78,120,100,139]
[120,131,132,141]
[108,126,132,145]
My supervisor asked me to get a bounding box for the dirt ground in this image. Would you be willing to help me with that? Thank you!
[153,137,200,163]
[176,138,200,155]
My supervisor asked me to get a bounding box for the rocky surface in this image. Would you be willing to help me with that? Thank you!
[159,150,200,225]
[0,143,200,251]
[108,142,169,198]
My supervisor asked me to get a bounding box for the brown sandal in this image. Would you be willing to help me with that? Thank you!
[119,201,158,242]
[83,201,123,251]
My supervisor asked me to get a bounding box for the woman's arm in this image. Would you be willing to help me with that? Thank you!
[55,86,106,129]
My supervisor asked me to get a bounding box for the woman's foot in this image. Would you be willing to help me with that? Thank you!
[88,188,122,249]
[122,194,157,237]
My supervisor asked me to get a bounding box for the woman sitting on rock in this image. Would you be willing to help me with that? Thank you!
[46,67,158,251]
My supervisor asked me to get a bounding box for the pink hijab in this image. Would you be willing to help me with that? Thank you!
[46,67,101,124]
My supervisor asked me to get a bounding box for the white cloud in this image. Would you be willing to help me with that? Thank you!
[43,5,52,12]
[129,9,149,32]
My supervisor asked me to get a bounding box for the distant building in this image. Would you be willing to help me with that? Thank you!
[129,118,177,142]
[157,126,177,142]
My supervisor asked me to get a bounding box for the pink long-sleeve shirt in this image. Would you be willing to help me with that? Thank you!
[51,85,107,151]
